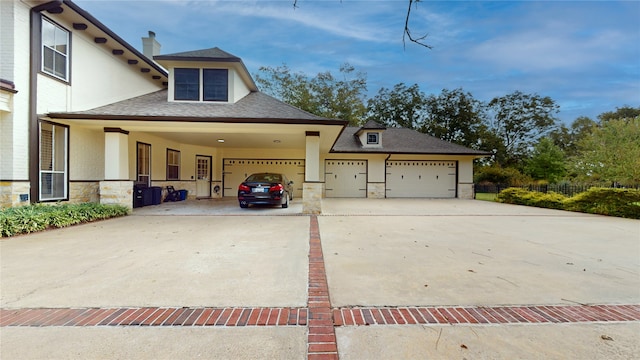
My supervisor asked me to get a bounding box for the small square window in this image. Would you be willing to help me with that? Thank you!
[367,132,379,144]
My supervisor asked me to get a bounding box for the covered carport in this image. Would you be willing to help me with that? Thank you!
[47,90,347,214]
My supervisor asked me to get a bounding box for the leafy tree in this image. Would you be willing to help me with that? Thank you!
[255,63,367,125]
[524,137,566,183]
[549,116,597,157]
[571,117,640,185]
[474,165,531,186]
[421,88,487,149]
[366,83,427,129]
[598,106,640,123]
[487,91,559,167]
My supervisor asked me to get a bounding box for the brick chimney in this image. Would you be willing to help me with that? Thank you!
[141,31,161,58]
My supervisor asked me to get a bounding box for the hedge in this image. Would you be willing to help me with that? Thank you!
[0,203,129,237]
[496,187,640,219]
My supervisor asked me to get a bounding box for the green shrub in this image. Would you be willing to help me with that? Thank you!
[496,188,566,209]
[564,188,640,219]
[0,203,129,237]
[496,187,640,219]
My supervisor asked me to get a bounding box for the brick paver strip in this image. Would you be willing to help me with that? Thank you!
[3,304,638,327]
[307,215,340,360]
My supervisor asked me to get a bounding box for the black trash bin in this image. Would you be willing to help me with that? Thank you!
[133,184,147,208]
[142,187,153,206]
[150,186,162,205]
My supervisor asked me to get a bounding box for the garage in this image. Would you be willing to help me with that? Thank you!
[386,160,457,198]
[325,160,367,198]
[223,159,305,197]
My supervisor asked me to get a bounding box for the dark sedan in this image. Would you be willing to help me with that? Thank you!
[237,173,294,208]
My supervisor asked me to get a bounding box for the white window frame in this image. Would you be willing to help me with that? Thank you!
[41,17,70,81]
[173,68,229,102]
[39,121,68,201]
[367,132,379,145]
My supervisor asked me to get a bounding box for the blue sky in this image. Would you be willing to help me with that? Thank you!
[76,0,640,124]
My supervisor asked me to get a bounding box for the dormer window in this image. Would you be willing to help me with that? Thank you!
[367,132,379,145]
[174,68,228,102]
[203,69,228,101]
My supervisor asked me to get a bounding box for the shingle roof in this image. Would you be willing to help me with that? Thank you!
[359,119,387,130]
[50,90,343,124]
[154,47,240,62]
[333,126,492,155]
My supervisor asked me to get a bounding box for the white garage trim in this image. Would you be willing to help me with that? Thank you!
[223,159,305,197]
[386,160,457,198]
[324,159,367,198]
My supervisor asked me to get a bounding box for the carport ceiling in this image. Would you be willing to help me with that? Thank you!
[58,119,344,151]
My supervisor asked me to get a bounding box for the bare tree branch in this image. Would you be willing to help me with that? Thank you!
[293,0,432,50]
[404,0,433,49]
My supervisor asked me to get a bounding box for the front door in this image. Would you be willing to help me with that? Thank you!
[196,155,211,198]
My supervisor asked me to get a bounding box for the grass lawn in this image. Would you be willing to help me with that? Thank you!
[475,193,497,201]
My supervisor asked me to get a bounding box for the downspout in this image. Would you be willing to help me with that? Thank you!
[29,1,63,203]
[384,153,391,198]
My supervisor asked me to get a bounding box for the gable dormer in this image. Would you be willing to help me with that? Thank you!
[154,47,258,104]
[355,120,386,148]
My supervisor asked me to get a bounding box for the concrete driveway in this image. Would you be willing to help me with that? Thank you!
[1,198,639,359]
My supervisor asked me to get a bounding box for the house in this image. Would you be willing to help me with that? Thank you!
[0,0,489,214]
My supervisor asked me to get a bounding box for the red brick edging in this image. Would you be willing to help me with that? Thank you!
[2,304,638,328]
[307,215,339,360]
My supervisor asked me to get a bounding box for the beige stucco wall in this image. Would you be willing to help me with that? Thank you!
[35,13,163,114]
[69,126,104,180]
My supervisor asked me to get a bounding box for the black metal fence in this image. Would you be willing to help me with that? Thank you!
[475,183,639,197]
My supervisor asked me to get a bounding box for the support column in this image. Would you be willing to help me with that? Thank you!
[303,131,322,214]
[100,128,133,209]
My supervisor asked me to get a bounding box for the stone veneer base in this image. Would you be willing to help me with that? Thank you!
[302,182,323,214]
[100,180,134,210]
[0,181,30,208]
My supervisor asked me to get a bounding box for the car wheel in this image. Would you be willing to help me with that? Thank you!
[239,201,248,208]
[282,195,289,208]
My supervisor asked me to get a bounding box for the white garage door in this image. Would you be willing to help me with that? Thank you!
[223,159,305,197]
[386,160,456,198]
[325,160,367,198]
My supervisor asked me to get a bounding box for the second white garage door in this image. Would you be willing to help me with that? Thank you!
[386,160,457,198]
[325,160,367,198]
[223,159,305,197]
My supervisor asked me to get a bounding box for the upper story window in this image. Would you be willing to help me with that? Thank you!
[203,69,228,101]
[367,132,379,145]
[41,18,69,81]
[174,68,228,102]
[174,68,199,100]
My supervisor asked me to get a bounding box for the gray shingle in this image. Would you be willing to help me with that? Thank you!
[154,47,240,62]
[333,126,492,155]
[54,90,340,122]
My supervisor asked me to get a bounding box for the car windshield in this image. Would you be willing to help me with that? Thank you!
[246,173,282,183]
